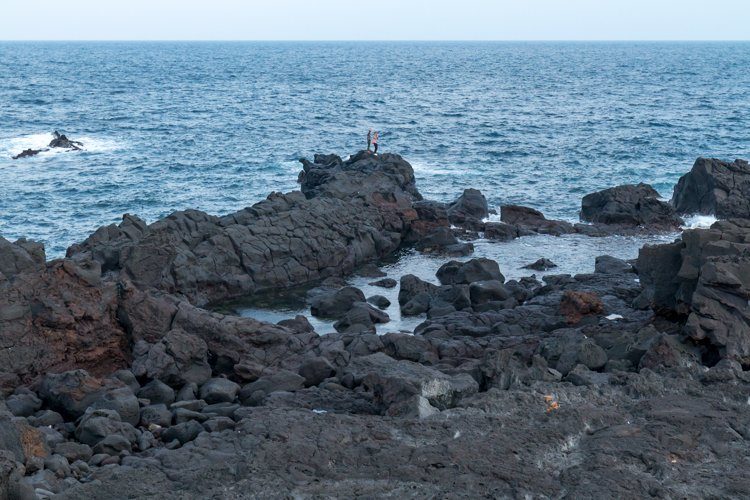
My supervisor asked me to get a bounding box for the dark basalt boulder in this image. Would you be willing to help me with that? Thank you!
[637,218,750,365]
[369,278,397,289]
[48,131,83,150]
[0,237,45,281]
[408,200,450,241]
[484,221,517,241]
[468,280,514,306]
[37,370,126,421]
[447,188,489,228]
[397,274,473,317]
[309,286,367,318]
[671,157,750,218]
[367,295,391,309]
[523,258,557,271]
[131,330,212,387]
[299,151,421,206]
[11,148,41,160]
[595,255,633,274]
[581,183,682,228]
[500,205,576,236]
[333,302,390,333]
[436,258,504,285]
[414,227,474,256]
[341,352,478,413]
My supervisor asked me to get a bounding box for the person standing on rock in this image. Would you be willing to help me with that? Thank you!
[372,131,379,154]
[367,129,373,152]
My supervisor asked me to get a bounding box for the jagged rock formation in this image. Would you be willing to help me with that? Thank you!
[672,157,750,218]
[637,218,750,365]
[581,183,682,228]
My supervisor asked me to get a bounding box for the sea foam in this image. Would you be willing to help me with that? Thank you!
[681,214,719,230]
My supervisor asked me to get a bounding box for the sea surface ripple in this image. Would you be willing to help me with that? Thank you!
[1,42,749,257]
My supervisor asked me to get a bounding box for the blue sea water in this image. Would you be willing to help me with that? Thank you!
[1,42,749,258]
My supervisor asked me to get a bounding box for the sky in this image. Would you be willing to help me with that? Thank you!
[2,0,749,41]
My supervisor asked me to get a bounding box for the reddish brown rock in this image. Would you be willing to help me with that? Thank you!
[559,291,604,325]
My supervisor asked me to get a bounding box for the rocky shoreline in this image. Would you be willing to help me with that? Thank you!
[1,153,749,499]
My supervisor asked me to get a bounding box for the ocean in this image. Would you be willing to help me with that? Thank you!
[1,41,748,261]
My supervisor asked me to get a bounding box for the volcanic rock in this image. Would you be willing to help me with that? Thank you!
[581,183,681,227]
[523,258,557,271]
[671,157,750,218]
[447,188,489,228]
[436,258,504,285]
[501,205,575,236]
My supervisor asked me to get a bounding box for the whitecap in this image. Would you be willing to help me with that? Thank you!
[605,314,624,321]
[681,214,719,230]
[1,132,54,157]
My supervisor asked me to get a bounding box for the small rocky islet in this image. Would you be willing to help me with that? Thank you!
[10,132,83,160]
[1,152,749,498]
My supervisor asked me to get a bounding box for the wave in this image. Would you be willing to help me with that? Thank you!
[681,214,718,230]
[0,132,120,159]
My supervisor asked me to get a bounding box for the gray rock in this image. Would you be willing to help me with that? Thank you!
[367,295,391,309]
[581,183,681,227]
[594,255,633,274]
[201,403,240,418]
[131,330,212,387]
[298,357,336,387]
[27,410,63,428]
[239,371,305,406]
[110,370,140,394]
[43,454,71,478]
[369,278,397,289]
[173,408,209,424]
[139,404,172,427]
[203,417,236,433]
[386,395,440,419]
[309,286,366,318]
[436,258,504,285]
[170,400,207,412]
[563,364,611,386]
[333,302,390,333]
[199,378,241,405]
[137,380,175,406]
[74,409,139,447]
[5,392,42,417]
[671,157,750,218]
[176,383,198,402]
[92,435,132,456]
[577,339,608,370]
[161,421,204,445]
[90,386,140,426]
[343,353,478,413]
[469,280,513,306]
[522,258,557,271]
[37,370,122,420]
[484,221,517,241]
[53,442,92,463]
[447,188,489,227]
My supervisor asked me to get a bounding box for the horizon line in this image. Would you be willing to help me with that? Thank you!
[1,39,749,43]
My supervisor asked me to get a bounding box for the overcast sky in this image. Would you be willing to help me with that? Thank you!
[2,0,749,41]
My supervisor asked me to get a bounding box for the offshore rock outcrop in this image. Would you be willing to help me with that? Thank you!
[672,157,750,218]
[68,152,420,307]
[581,183,682,228]
[11,131,83,160]
[1,153,750,498]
